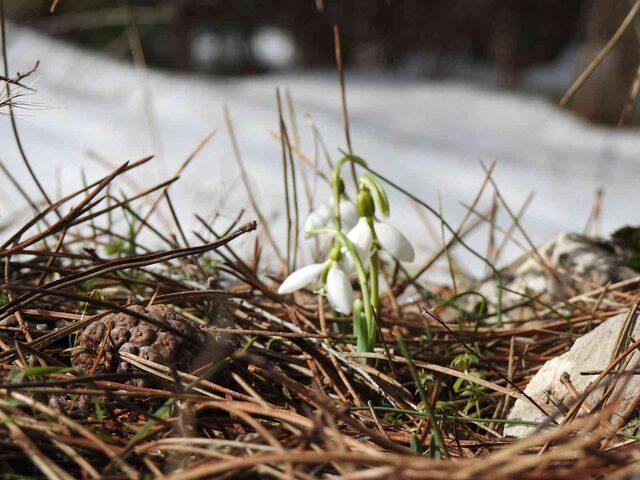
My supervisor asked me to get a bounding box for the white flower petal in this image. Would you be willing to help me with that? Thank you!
[326,265,354,314]
[374,222,415,262]
[340,248,356,274]
[278,262,326,294]
[304,204,331,233]
[347,218,373,255]
[339,199,359,231]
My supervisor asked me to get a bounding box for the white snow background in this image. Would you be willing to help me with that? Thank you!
[3,26,640,278]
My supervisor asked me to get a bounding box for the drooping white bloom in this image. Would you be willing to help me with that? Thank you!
[374,222,415,262]
[346,218,415,263]
[347,217,373,256]
[326,264,354,314]
[303,197,358,234]
[278,261,354,314]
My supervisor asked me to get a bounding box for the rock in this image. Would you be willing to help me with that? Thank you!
[505,312,640,437]
[55,319,69,329]
[471,233,637,323]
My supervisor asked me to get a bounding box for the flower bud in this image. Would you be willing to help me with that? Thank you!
[328,244,342,262]
[356,188,375,218]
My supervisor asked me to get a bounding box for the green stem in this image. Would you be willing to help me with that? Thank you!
[369,250,380,348]
[332,175,342,231]
[433,290,487,311]
[353,299,368,354]
[499,284,569,322]
[370,251,380,311]
[367,217,380,348]
[495,273,503,328]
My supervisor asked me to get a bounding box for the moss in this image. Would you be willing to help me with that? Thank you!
[612,225,640,252]
[612,226,640,271]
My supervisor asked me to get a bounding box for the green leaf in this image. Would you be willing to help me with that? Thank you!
[4,398,25,408]
[92,427,114,442]
[429,432,443,459]
[453,377,464,393]
[10,365,75,384]
[397,333,449,459]
[126,400,176,449]
[410,433,423,454]
[19,366,75,378]
[94,398,105,423]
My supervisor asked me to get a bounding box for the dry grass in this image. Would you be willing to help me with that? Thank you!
[1,5,640,480]
[0,114,636,479]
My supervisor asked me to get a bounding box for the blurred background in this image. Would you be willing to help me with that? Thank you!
[7,0,640,126]
[3,1,640,276]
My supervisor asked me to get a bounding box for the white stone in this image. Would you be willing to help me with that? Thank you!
[505,312,640,437]
[471,233,637,323]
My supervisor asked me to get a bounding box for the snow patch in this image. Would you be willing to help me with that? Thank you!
[2,26,640,275]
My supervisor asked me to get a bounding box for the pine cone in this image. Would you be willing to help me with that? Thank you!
[71,304,233,388]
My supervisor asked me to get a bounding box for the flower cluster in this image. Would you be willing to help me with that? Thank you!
[277,155,414,354]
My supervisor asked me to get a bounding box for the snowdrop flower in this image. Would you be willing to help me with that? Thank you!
[303,204,331,233]
[348,217,415,262]
[278,261,354,314]
[374,221,415,262]
[303,197,358,234]
[325,264,353,314]
[345,179,415,263]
